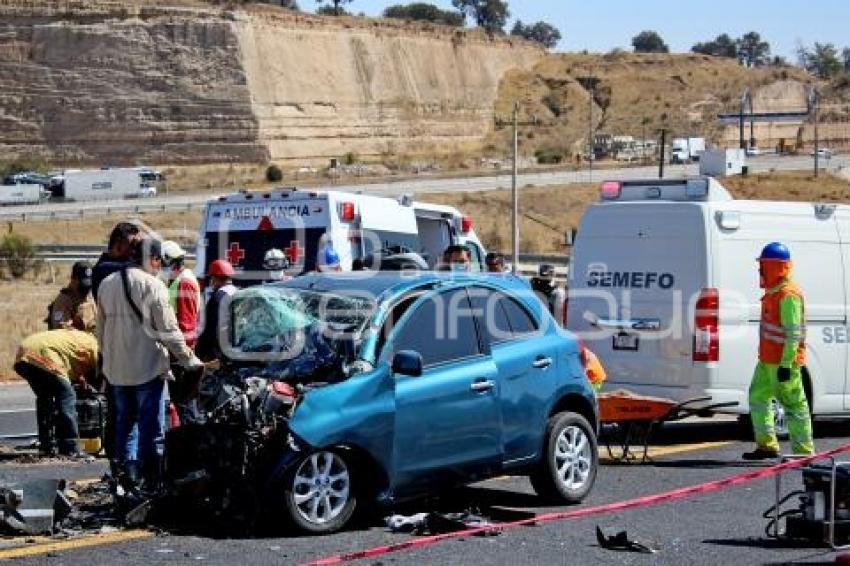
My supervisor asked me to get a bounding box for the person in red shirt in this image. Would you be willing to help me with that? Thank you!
[161,241,201,348]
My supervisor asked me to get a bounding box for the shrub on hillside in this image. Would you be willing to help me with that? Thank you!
[265,164,283,182]
[535,147,565,165]
[0,234,36,279]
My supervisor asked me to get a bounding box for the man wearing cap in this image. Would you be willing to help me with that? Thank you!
[47,261,97,332]
[530,263,566,326]
[97,238,203,486]
[161,240,201,348]
[317,242,342,272]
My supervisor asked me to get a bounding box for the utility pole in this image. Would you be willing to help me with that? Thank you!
[812,88,820,178]
[511,101,519,274]
[494,103,538,274]
[658,128,667,179]
[587,70,595,182]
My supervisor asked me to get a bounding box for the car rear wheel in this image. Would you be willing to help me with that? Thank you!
[283,449,357,534]
[530,412,598,503]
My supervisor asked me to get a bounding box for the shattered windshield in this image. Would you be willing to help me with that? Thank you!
[231,286,376,353]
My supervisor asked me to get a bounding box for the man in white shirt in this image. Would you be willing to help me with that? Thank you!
[96,238,202,486]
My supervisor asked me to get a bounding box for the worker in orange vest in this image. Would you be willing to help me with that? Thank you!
[743,242,814,460]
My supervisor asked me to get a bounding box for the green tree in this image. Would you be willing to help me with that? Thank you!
[631,30,669,53]
[843,47,850,72]
[451,0,509,33]
[736,31,770,67]
[797,42,843,78]
[315,0,352,16]
[383,3,464,26]
[691,33,737,58]
[510,20,561,49]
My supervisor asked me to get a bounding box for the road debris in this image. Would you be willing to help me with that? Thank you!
[596,525,657,554]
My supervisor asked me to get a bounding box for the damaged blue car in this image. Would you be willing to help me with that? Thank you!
[164,272,598,534]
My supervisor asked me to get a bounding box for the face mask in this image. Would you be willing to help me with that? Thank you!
[450,262,468,273]
[157,269,170,283]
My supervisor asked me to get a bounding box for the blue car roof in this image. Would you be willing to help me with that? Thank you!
[267,271,531,300]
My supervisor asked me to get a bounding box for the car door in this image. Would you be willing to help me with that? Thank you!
[388,286,503,494]
[469,286,557,465]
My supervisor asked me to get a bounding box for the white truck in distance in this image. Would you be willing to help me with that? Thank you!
[0,183,49,205]
[567,177,850,427]
[50,168,155,201]
[671,137,706,164]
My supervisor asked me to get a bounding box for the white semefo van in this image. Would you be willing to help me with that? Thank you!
[195,188,485,283]
[567,176,850,422]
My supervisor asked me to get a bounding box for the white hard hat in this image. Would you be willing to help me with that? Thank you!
[161,240,187,265]
[263,248,288,271]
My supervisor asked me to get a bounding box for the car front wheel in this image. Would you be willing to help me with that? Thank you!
[282,449,357,534]
[530,412,598,503]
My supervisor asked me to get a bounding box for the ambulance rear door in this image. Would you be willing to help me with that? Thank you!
[200,193,332,284]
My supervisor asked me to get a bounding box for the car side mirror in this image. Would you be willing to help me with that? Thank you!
[391,350,423,377]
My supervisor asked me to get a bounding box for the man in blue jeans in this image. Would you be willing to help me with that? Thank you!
[96,238,202,488]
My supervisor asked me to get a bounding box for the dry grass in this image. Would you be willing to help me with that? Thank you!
[3,171,849,381]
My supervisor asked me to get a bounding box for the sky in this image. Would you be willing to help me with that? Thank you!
[312,0,849,59]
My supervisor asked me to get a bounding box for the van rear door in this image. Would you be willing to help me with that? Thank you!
[568,202,708,391]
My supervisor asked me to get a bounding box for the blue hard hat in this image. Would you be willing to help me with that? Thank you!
[320,245,341,267]
[758,242,791,261]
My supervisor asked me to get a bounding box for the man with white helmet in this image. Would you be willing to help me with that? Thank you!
[161,240,201,348]
[263,248,291,283]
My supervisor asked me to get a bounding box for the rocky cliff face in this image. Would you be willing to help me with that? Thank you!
[0,1,543,164]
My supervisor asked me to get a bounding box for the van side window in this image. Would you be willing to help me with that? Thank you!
[363,230,421,255]
[391,289,480,368]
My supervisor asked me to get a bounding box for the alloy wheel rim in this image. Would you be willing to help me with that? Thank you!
[553,425,592,490]
[292,451,351,525]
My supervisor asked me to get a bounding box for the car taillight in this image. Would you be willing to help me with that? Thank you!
[693,288,719,362]
[461,215,472,234]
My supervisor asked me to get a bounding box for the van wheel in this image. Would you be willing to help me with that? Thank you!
[529,412,598,503]
[282,449,357,534]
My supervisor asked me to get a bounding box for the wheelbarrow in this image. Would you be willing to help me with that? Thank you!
[598,390,738,463]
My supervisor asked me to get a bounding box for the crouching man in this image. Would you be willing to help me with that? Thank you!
[97,238,203,488]
[14,329,99,457]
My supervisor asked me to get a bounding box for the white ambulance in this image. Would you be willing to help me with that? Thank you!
[567,176,850,423]
[195,188,486,284]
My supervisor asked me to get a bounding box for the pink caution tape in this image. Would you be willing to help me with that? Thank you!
[303,442,850,566]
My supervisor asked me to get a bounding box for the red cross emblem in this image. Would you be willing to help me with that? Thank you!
[285,240,304,264]
[226,242,245,266]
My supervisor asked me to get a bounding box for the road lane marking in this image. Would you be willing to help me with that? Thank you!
[601,440,734,463]
[0,529,153,559]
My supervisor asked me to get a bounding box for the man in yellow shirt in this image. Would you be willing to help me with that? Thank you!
[14,329,98,457]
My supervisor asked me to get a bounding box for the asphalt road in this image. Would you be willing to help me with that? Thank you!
[0,383,35,440]
[2,153,847,221]
[3,420,850,565]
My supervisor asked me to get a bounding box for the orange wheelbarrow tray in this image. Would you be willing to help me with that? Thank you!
[598,390,738,463]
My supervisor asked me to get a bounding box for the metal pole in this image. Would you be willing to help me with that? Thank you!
[814,90,820,178]
[588,73,594,182]
[511,101,519,275]
[659,128,666,179]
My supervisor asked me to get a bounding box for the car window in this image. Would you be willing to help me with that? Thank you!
[501,294,538,335]
[391,289,481,367]
[376,293,424,356]
[467,287,513,345]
